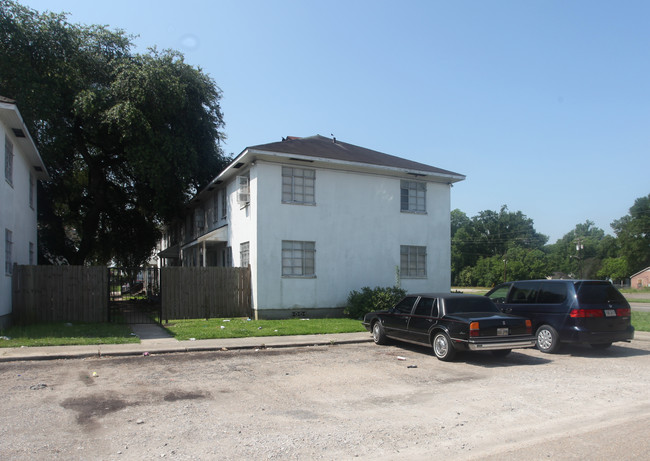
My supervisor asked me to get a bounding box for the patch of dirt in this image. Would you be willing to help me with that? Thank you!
[1,341,650,460]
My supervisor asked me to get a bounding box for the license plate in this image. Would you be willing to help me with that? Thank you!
[497,327,509,336]
[604,309,616,317]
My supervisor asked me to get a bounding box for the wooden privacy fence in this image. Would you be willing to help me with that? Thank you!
[161,266,252,320]
[11,265,251,324]
[12,265,108,324]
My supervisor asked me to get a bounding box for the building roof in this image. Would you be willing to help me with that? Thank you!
[246,134,464,179]
[630,267,650,278]
[0,96,49,181]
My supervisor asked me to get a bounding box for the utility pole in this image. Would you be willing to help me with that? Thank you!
[575,238,584,278]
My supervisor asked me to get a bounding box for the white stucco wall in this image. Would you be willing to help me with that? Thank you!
[228,167,257,270]
[251,160,451,315]
[1,125,39,321]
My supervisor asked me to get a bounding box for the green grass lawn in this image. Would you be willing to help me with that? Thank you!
[2,313,647,349]
[0,322,140,348]
[632,312,650,332]
[163,317,367,341]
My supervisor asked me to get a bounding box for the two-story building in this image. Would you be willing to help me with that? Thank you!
[159,135,465,319]
[1,96,49,328]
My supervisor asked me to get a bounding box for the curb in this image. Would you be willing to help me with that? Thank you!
[0,334,374,362]
[2,331,648,363]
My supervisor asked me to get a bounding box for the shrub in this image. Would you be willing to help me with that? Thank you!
[344,286,406,319]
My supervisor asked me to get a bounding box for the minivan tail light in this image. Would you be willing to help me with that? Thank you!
[616,308,631,317]
[570,309,604,318]
[525,319,532,334]
[470,321,479,337]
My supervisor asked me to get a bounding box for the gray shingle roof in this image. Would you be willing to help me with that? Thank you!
[247,134,464,179]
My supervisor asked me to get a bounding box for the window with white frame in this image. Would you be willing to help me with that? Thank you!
[282,240,315,277]
[400,245,427,278]
[240,242,250,267]
[5,229,13,275]
[282,166,315,204]
[4,135,13,186]
[237,175,250,205]
[221,189,227,219]
[400,180,426,213]
[212,194,218,224]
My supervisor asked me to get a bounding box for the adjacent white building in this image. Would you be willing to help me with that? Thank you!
[0,97,49,328]
[159,135,465,318]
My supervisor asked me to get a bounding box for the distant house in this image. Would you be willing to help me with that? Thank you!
[0,97,49,328]
[159,135,465,319]
[631,267,650,289]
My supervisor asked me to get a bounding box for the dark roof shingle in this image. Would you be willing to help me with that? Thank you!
[247,134,463,178]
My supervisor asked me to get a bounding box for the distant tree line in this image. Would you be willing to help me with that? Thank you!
[452,194,650,286]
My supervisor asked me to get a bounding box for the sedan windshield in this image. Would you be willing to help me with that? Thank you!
[444,297,499,314]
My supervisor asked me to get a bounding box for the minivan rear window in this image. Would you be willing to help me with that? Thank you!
[575,282,627,305]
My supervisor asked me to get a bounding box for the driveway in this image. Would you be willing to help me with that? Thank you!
[1,339,649,460]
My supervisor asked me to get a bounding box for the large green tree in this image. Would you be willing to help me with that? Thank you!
[545,220,612,279]
[611,194,650,274]
[451,205,548,284]
[0,1,229,265]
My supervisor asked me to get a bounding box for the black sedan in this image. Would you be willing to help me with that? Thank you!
[362,293,536,361]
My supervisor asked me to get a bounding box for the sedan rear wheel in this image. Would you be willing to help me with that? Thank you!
[372,321,388,345]
[432,332,456,361]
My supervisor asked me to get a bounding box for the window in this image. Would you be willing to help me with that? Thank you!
[282,240,315,277]
[394,296,418,314]
[510,282,541,304]
[4,135,13,186]
[29,172,35,208]
[221,189,227,219]
[240,242,250,267]
[487,284,512,304]
[400,245,427,278]
[222,246,232,267]
[195,208,205,231]
[212,194,219,224]
[5,229,12,275]
[282,167,315,204]
[237,175,250,205]
[414,297,436,317]
[400,180,426,212]
[537,283,567,304]
[29,242,34,265]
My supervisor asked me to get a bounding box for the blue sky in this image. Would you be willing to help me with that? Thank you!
[22,0,650,243]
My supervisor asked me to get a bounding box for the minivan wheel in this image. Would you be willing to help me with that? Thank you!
[432,332,456,361]
[372,321,388,345]
[536,325,560,353]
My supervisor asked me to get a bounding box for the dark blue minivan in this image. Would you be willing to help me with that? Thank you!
[485,280,634,353]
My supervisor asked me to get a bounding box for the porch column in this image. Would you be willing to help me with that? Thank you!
[202,241,207,267]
